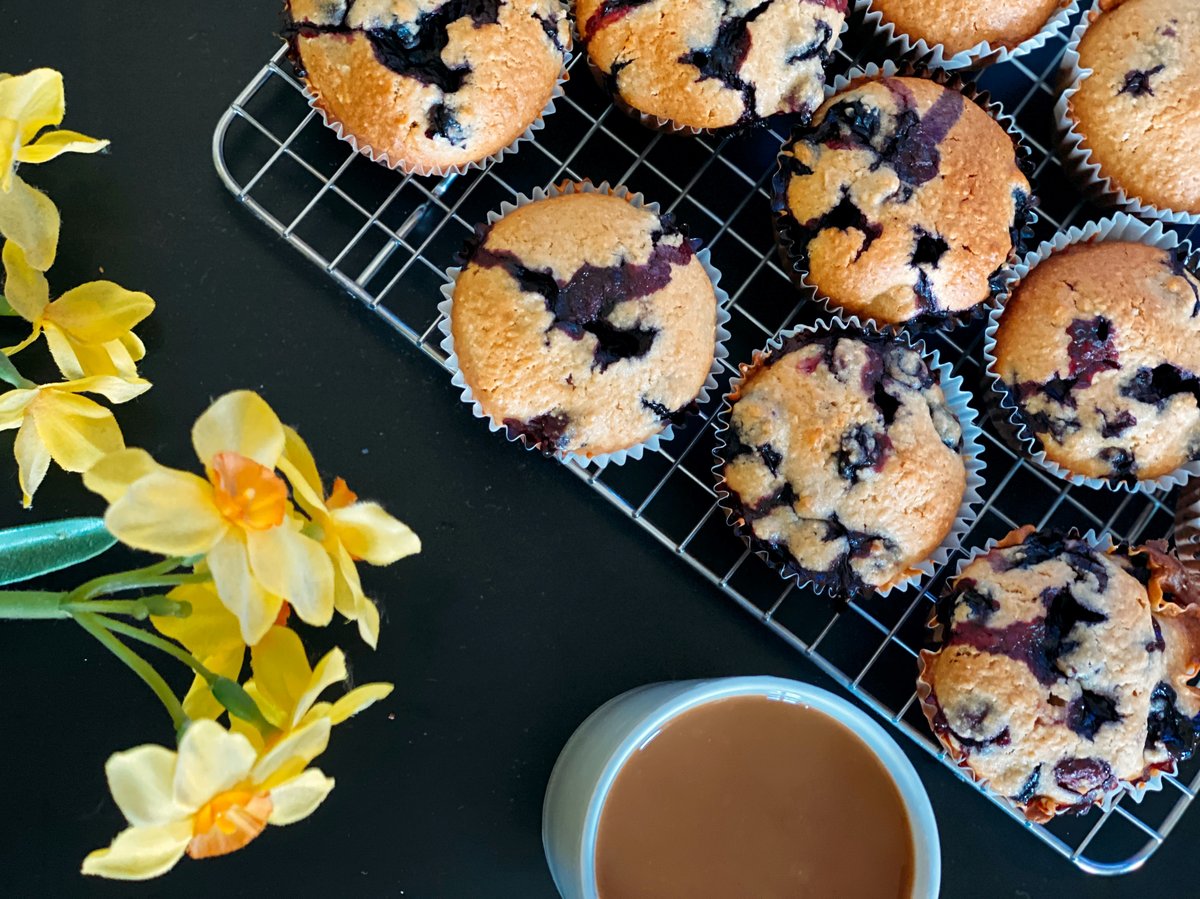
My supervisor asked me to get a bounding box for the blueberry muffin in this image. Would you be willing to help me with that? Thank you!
[868,0,1064,57]
[921,527,1200,822]
[992,241,1200,483]
[1066,0,1200,215]
[576,0,847,131]
[716,330,968,595]
[285,0,570,173]
[450,189,718,457]
[774,75,1031,327]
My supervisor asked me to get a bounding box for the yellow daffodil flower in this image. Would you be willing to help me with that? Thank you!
[229,625,393,752]
[0,69,108,271]
[279,426,420,648]
[2,240,154,378]
[151,578,247,721]
[0,374,148,507]
[81,718,334,880]
[83,390,335,645]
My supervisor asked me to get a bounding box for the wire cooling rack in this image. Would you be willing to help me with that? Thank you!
[214,8,1200,876]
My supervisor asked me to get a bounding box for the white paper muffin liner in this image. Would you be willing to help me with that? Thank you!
[853,0,1080,70]
[917,527,1170,823]
[771,60,1037,336]
[1055,8,1200,225]
[982,213,1200,494]
[437,179,732,469]
[289,33,572,178]
[580,15,848,135]
[711,316,986,600]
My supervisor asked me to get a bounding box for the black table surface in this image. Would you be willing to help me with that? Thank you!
[0,4,1181,897]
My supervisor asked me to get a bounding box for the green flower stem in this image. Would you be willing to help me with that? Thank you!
[92,613,216,681]
[74,611,187,732]
[62,595,190,620]
[0,590,70,619]
[66,557,205,603]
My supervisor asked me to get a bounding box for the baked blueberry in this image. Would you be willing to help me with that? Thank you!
[450,188,719,458]
[920,526,1200,822]
[716,330,969,596]
[992,241,1200,483]
[284,0,570,173]
[576,0,847,131]
[774,74,1031,327]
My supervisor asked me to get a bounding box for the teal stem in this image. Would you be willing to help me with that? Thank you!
[74,611,187,732]
[0,590,69,619]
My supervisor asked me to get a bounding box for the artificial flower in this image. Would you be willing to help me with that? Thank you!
[0,374,148,507]
[151,578,246,721]
[83,391,334,645]
[230,625,392,752]
[279,425,420,647]
[0,69,108,271]
[2,240,154,378]
[81,718,334,880]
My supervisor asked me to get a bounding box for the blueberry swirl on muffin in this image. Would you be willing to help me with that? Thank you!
[450,189,719,458]
[576,0,847,131]
[920,527,1200,821]
[774,74,1032,327]
[285,0,570,172]
[992,241,1200,483]
[716,331,968,596]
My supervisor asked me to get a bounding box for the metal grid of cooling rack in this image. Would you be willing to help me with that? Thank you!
[213,8,1200,876]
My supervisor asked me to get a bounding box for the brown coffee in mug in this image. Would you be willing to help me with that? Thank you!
[593,694,915,898]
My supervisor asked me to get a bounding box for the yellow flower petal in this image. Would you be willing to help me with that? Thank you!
[46,280,154,343]
[172,719,256,812]
[104,744,181,828]
[104,468,226,556]
[0,238,50,321]
[152,582,245,721]
[207,531,283,645]
[291,647,348,728]
[246,525,333,628]
[81,447,163,503]
[16,128,108,164]
[353,592,381,648]
[0,174,59,270]
[14,417,49,507]
[0,69,65,146]
[120,330,146,362]
[248,626,315,727]
[192,390,284,468]
[0,118,16,191]
[279,425,323,510]
[30,390,123,472]
[81,820,192,881]
[267,768,335,826]
[0,387,35,430]
[330,501,421,565]
[327,682,393,725]
[252,717,330,787]
[41,323,84,379]
[53,374,150,404]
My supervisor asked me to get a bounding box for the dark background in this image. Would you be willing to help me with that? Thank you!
[0,3,1178,897]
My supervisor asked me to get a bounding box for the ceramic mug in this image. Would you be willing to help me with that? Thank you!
[542,675,941,899]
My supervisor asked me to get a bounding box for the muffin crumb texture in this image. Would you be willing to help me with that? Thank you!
[994,241,1200,482]
[286,0,570,171]
[719,332,967,595]
[576,0,847,130]
[451,191,718,457]
[776,76,1030,326]
[1069,0,1200,213]
[869,0,1064,56]
[923,527,1200,821]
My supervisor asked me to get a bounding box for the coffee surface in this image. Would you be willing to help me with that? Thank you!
[594,694,915,898]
